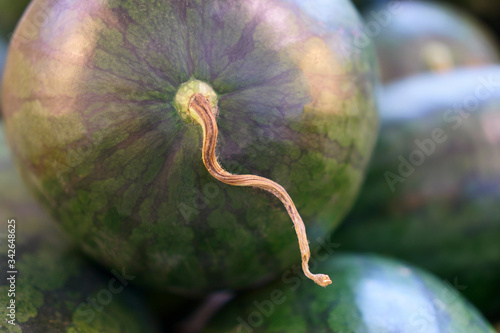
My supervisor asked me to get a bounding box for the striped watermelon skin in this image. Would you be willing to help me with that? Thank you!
[204,254,495,333]
[334,67,500,318]
[1,0,378,294]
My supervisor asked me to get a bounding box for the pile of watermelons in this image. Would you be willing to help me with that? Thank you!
[0,0,499,332]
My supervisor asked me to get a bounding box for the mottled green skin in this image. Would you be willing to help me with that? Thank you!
[204,254,495,333]
[1,0,379,294]
[335,68,500,318]
[0,126,160,333]
[369,1,499,83]
[0,0,31,39]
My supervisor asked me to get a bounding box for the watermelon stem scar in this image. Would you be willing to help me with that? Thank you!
[186,92,332,288]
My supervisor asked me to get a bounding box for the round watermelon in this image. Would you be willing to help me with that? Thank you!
[204,253,495,333]
[366,1,499,83]
[1,0,379,294]
[334,66,500,318]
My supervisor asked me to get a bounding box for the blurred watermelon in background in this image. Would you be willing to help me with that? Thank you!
[360,1,499,83]
[422,0,500,42]
[334,66,500,319]
[204,254,496,333]
[353,0,500,41]
[338,0,500,324]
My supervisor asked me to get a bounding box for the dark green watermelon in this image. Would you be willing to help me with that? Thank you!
[365,1,499,83]
[334,66,500,318]
[204,253,495,333]
[1,0,379,294]
[0,125,160,333]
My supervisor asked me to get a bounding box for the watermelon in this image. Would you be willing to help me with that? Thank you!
[0,125,160,332]
[1,0,379,294]
[204,253,495,333]
[365,1,499,83]
[334,66,500,318]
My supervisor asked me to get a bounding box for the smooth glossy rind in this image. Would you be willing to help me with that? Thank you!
[204,254,495,333]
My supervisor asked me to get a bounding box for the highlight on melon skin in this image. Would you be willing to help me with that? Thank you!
[203,254,497,333]
[1,0,379,294]
[334,66,500,319]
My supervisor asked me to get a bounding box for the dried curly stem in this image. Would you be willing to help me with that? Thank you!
[188,93,332,287]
